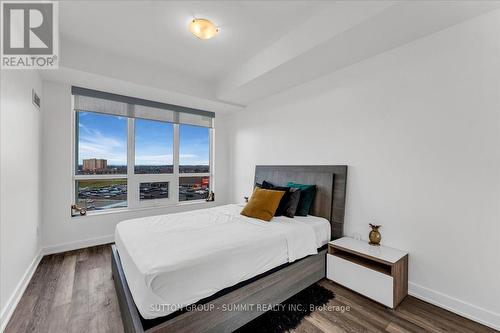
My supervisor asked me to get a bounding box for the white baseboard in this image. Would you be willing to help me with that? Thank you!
[0,250,42,333]
[42,234,114,255]
[409,282,500,331]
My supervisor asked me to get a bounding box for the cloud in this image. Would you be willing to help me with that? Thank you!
[82,130,124,149]
[179,153,208,165]
[135,154,172,165]
[79,143,127,164]
[78,127,127,165]
[134,154,207,165]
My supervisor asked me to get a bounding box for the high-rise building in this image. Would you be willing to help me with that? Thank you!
[83,158,107,171]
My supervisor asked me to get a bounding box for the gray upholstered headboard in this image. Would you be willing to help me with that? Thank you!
[254,165,348,240]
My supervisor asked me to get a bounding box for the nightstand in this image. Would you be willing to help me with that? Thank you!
[326,237,408,308]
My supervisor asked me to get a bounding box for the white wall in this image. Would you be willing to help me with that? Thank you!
[41,78,232,253]
[227,10,500,329]
[0,70,43,329]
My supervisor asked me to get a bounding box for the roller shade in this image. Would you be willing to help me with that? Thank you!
[72,86,214,128]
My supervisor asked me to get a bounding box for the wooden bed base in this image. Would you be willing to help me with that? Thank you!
[112,245,327,333]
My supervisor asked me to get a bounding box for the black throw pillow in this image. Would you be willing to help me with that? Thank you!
[261,181,301,218]
[261,180,274,189]
[279,187,301,217]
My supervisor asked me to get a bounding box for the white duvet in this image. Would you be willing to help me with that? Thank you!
[115,204,329,319]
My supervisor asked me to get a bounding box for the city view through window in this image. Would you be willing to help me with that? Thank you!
[76,112,210,211]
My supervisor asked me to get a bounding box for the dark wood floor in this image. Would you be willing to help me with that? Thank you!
[5,245,497,333]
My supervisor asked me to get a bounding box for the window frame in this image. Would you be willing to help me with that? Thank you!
[71,96,214,216]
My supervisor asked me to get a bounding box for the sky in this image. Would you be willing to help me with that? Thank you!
[78,111,209,166]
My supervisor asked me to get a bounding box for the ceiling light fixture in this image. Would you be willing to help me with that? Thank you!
[189,18,219,40]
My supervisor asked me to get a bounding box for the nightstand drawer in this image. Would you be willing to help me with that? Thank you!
[327,254,394,307]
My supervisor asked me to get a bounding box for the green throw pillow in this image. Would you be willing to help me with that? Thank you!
[286,182,316,216]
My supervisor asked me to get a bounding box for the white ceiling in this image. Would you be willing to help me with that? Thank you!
[56,1,500,108]
[60,1,324,84]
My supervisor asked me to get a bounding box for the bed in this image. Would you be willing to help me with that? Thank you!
[112,165,347,333]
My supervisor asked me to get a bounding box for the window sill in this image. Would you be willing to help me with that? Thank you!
[72,200,215,219]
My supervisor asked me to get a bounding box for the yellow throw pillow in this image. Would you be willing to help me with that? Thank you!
[241,187,285,222]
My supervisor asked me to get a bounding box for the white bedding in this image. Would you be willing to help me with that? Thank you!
[114,204,331,319]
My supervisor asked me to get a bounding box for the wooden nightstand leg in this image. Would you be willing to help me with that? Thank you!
[392,255,409,308]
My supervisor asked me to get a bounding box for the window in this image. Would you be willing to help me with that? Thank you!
[179,176,209,201]
[76,179,127,211]
[72,87,214,213]
[76,111,127,175]
[179,124,209,174]
[178,124,210,201]
[135,119,174,174]
[140,182,169,200]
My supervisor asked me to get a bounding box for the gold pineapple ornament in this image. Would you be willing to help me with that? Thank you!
[369,223,381,246]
